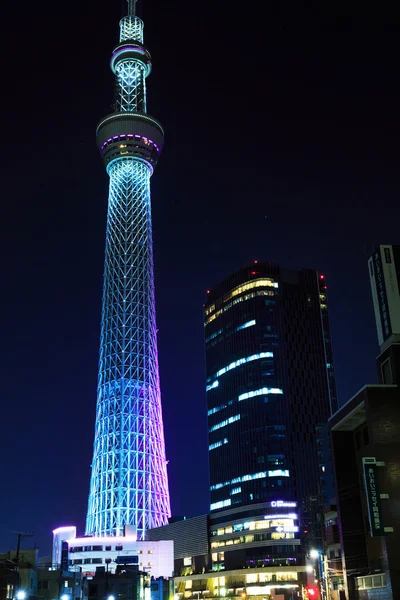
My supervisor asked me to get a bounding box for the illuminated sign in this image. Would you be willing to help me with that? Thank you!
[369,245,400,346]
[373,250,391,340]
[363,457,383,537]
[275,526,299,533]
[264,513,298,520]
[271,500,296,507]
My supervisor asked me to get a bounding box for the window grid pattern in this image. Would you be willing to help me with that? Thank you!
[205,265,336,519]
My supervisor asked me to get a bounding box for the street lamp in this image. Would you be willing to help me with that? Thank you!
[16,592,26,600]
[108,595,115,600]
[61,595,69,600]
[308,550,325,600]
[306,565,314,573]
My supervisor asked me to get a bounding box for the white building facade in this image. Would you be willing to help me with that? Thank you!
[53,526,173,579]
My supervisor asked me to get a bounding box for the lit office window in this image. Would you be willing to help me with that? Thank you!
[206,380,219,392]
[238,387,283,401]
[210,499,231,511]
[236,319,256,331]
[209,415,240,432]
[209,438,228,451]
[207,352,273,385]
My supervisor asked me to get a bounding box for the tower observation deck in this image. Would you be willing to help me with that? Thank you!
[85,0,171,539]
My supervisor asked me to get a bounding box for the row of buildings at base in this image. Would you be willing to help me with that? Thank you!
[2,246,399,600]
[0,548,171,600]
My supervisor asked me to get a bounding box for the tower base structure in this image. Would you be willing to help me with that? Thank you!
[53,526,173,578]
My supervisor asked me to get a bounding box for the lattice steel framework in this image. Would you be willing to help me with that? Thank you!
[86,0,170,539]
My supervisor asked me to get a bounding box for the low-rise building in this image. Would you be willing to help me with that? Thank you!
[0,549,38,600]
[319,245,400,600]
[52,526,173,579]
[0,549,88,600]
[322,505,344,598]
[0,557,19,600]
[329,382,400,600]
[87,564,148,600]
[85,562,173,600]
[36,564,87,600]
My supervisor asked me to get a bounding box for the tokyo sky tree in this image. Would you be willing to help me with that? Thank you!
[85,0,171,539]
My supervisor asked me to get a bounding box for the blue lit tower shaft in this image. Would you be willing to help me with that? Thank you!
[85,2,171,539]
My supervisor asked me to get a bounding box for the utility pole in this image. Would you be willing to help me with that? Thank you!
[14,531,35,567]
[13,531,34,597]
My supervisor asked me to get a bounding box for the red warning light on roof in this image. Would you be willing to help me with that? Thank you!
[320,275,324,279]
[206,290,210,294]
[254,260,258,264]
[251,271,257,275]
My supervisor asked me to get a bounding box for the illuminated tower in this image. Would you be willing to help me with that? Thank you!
[85,0,170,539]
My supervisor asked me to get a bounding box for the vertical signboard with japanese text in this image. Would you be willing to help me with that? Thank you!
[362,457,383,537]
[369,245,400,347]
[382,245,400,337]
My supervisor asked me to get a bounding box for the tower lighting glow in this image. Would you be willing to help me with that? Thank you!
[85,0,170,539]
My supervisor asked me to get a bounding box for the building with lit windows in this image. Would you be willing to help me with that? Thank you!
[205,263,337,522]
[148,261,337,600]
[53,527,173,579]
[86,563,173,600]
[37,563,88,600]
[0,549,39,600]
[147,501,308,598]
[0,548,88,600]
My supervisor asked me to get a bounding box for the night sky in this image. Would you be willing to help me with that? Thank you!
[1,1,399,555]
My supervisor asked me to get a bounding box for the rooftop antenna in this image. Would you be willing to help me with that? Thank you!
[127,0,138,16]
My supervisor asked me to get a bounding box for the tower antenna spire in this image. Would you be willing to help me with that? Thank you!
[127,0,137,16]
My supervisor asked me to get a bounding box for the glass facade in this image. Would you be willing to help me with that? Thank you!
[207,501,303,573]
[205,263,337,513]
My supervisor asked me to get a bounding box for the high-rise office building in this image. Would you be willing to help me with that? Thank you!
[148,262,337,597]
[368,244,400,352]
[204,262,337,514]
[52,0,173,576]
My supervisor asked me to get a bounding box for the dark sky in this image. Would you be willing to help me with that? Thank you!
[1,1,399,555]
